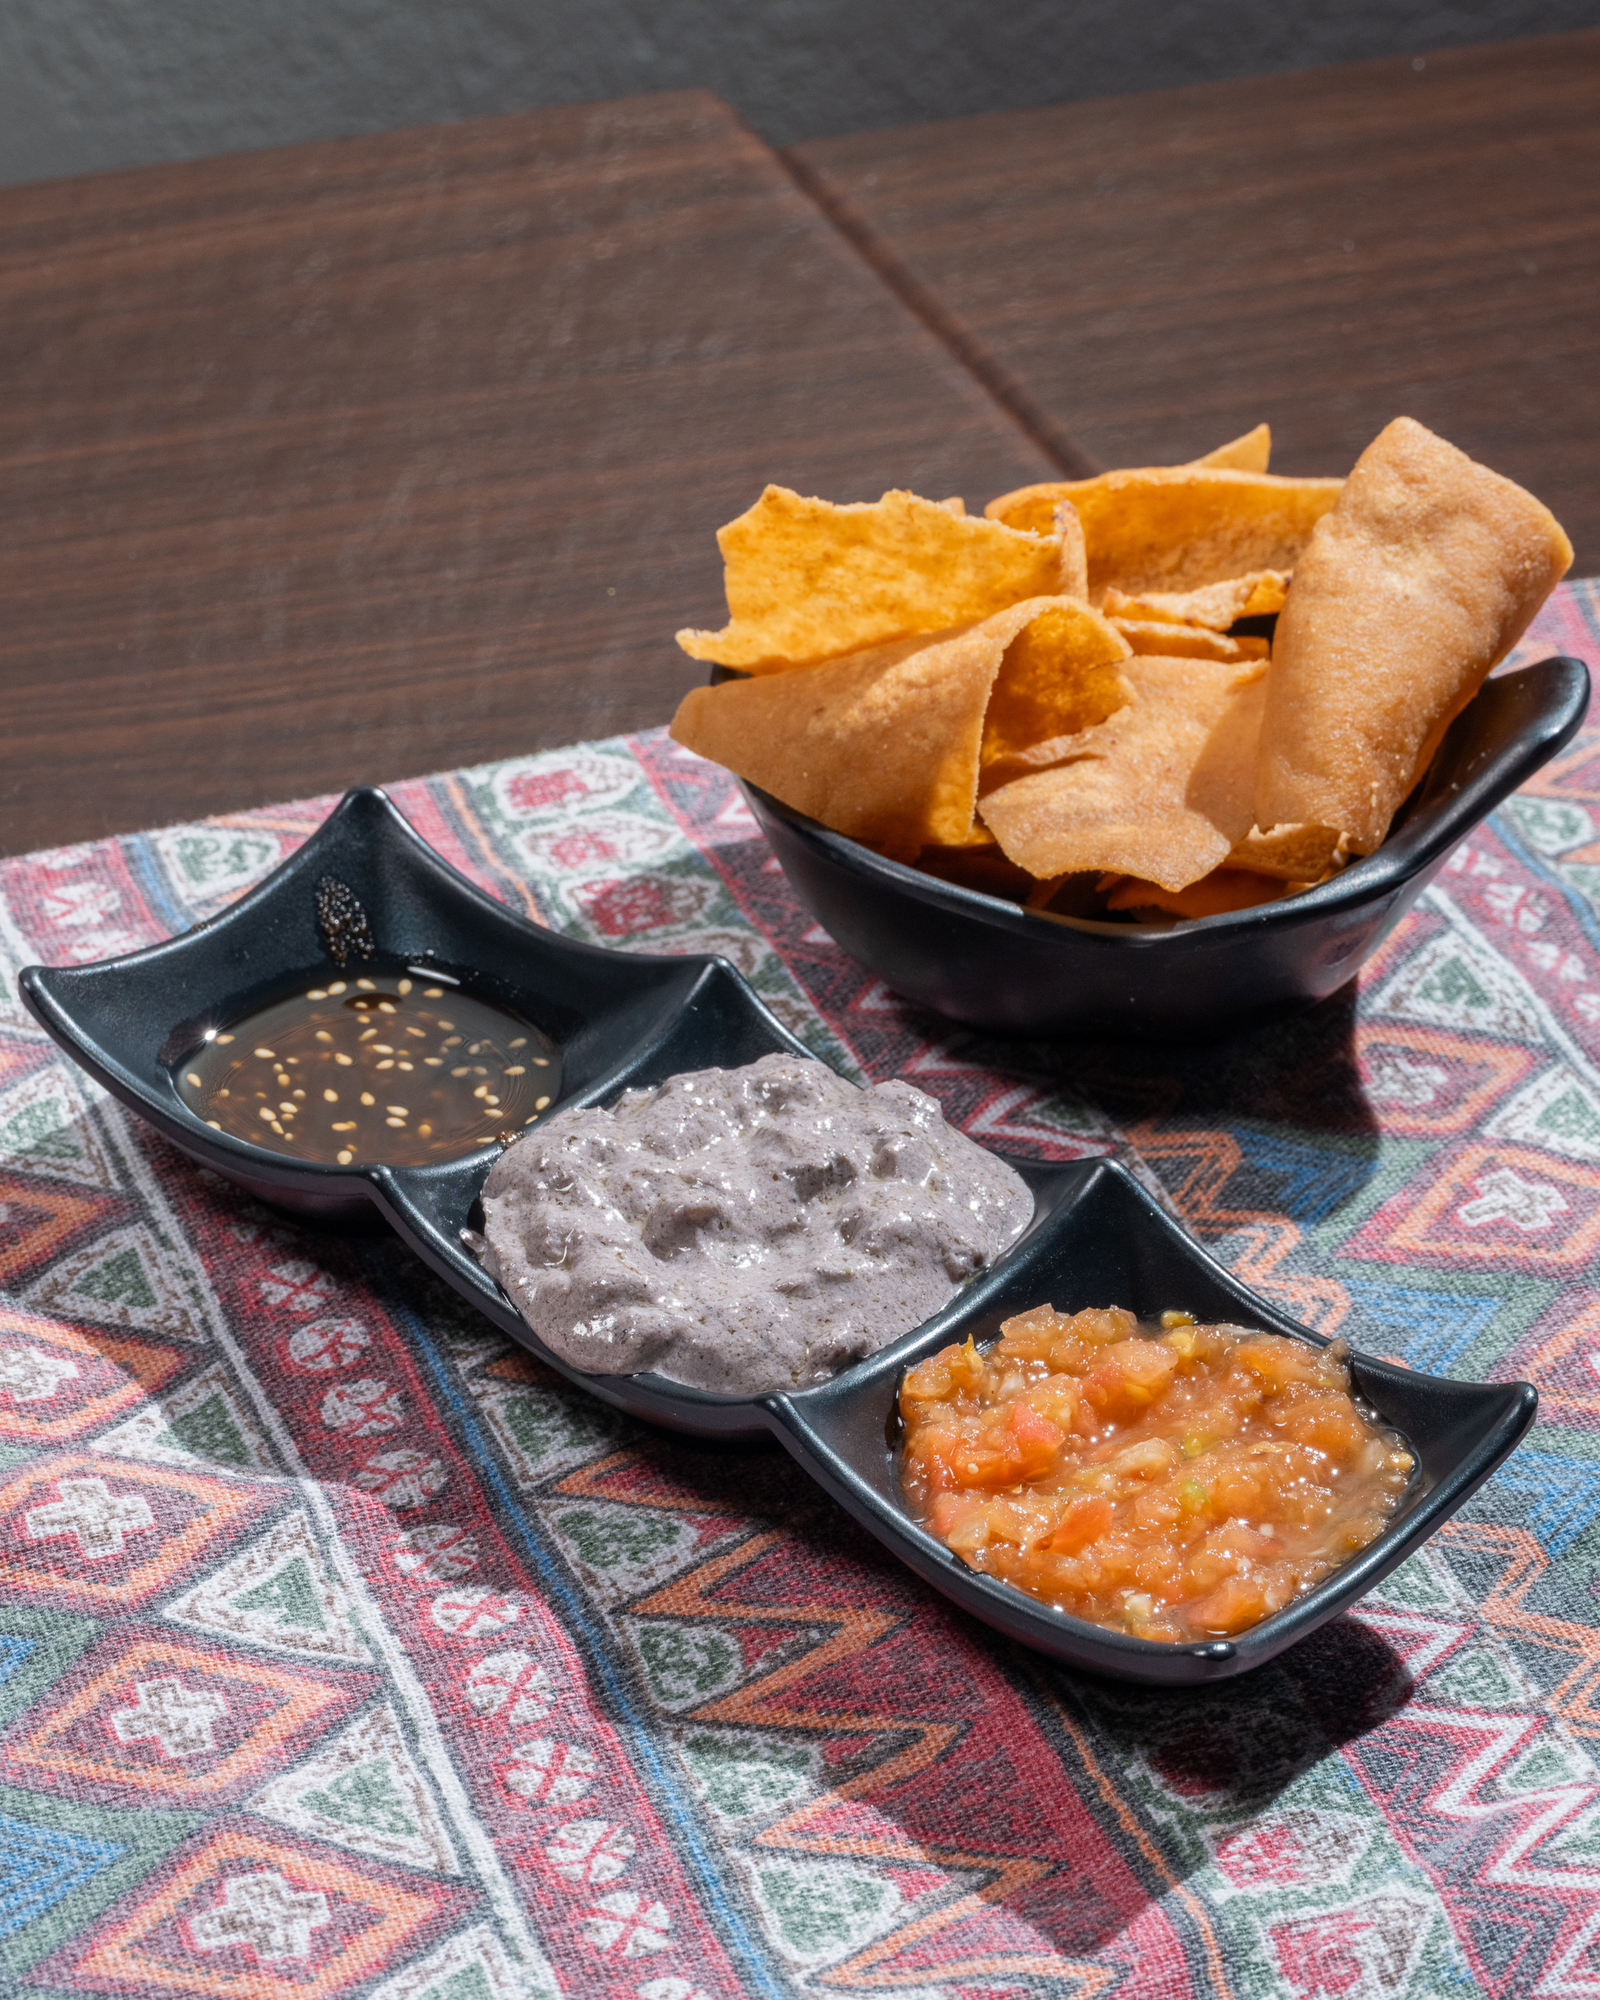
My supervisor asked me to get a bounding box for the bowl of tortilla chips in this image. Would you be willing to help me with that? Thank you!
[671,420,1589,1040]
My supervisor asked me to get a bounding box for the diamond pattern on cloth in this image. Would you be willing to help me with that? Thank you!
[0,580,1594,1997]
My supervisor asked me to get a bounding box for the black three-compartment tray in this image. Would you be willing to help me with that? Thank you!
[20,786,1536,1685]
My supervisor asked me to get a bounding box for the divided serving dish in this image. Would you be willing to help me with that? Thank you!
[20,785,1537,1684]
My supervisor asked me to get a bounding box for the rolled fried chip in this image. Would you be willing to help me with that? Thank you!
[979,657,1267,891]
[1192,424,1272,473]
[1255,417,1574,850]
[669,597,1131,858]
[1103,571,1288,629]
[676,485,1066,670]
[1110,619,1270,663]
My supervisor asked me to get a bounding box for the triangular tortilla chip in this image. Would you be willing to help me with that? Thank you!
[1103,571,1288,629]
[979,657,1267,891]
[1103,868,1290,917]
[670,597,1131,857]
[676,485,1068,670]
[1255,417,1574,850]
[1226,823,1347,881]
[1192,424,1272,473]
[986,469,1342,598]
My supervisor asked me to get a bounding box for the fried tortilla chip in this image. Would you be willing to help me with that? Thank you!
[1103,868,1290,917]
[1255,417,1574,851]
[1103,571,1289,629]
[1193,424,1272,473]
[979,657,1267,891]
[1056,501,1089,601]
[986,469,1340,597]
[676,485,1067,670]
[980,599,1132,783]
[1226,823,1347,882]
[1110,619,1270,663]
[669,597,1131,857]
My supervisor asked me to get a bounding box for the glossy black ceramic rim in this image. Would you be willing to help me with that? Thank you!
[17,784,1538,1682]
[738,654,1591,947]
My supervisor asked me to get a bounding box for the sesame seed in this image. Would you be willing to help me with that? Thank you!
[335,1053,353,1066]
[279,1102,296,1114]
[307,988,327,1000]
[328,982,347,995]
[185,1071,202,1087]
[405,1026,426,1038]
[360,1030,378,1042]
[360,1093,375,1106]
[293,1088,306,1099]
[424,1057,443,1067]
[451,1066,470,1077]
[437,1020,455,1031]
[377,1059,395,1070]
[473,1085,489,1098]
[504,1065,525,1076]
[386,1117,405,1129]
[372,1044,394,1054]
[254,1047,275,1059]
[323,1089,338,1103]
[216,1033,235,1044]
[418,1122,433,1135]
[337,1148,354,1164]
[397,1061,414,1072]
[397,979,412,995]
[258,1107,275,1122]
[533,1057,550,1067]
[218,1088,230,1097]
[357,979,375,990]
[378,1001,396,1014]
[387,1106,408,1116]
[332,1120,356,1131]
[536,1096,551,1110]
[207,1119,221,1130]
[424,987,443,998]
[509,1037,527,1048]
[315,1029,333,1042]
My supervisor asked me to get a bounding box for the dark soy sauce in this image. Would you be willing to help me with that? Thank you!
[177,973,560,1166]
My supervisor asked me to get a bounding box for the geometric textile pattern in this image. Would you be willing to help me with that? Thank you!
[0,577,1594,1995]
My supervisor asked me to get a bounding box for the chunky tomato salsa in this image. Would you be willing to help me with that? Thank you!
[899,1305,1413,1641]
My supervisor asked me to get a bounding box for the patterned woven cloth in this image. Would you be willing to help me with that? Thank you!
[0,582,1598,2000]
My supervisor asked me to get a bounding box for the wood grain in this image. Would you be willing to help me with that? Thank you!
[0,91,1055,856]
[790,31,1600,566]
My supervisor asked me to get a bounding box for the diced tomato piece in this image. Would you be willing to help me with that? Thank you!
[1083,1340,1180,1420]
[1189,1576,1269,1634]
[1039,1495,1113,1555]
[1005,1399,1065,1478]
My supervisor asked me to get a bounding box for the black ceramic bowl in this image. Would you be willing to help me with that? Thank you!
[20,785,1535,1683]
[741,655,1590,1040]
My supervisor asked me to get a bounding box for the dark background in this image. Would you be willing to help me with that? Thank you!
[3,0,1599,183]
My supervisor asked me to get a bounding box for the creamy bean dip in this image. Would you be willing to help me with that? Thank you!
[478,1054,1033,1394]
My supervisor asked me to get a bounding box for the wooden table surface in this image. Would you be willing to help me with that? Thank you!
[791,30,1600,564]
[4,44,1594,859]
[0,91,1053,857]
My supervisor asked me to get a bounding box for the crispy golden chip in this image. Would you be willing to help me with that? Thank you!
[979,657,1266,891]
[676,485,1066,671]
[669,597,1130,857]
[985,469,1340,597]
[1054,501,1089,601]
[1226,823,1347,882]
[1255,417,1574,850]
[980,599,1132,782]
[1103,570,1289,629]
[1110,619,1270,663]
[1103,868,1289,917]
[1192,424,1273,473]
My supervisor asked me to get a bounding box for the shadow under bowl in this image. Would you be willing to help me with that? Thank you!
[18,785,1535,1683]
[740,655,1590,1041]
